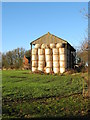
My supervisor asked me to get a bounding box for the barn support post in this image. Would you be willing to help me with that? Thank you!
[30,43,32,70]
[65,43,68,69]
[67,43,69,69]
[74,51,76,67]
[88,49,90,97]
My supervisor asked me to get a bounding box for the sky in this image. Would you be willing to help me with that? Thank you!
[2,2,88,53]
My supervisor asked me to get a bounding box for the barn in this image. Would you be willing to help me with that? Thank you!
[30,32,76,73]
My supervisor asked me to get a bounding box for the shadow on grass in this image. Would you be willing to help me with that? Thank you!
[2,115,90,120]
[10,76,27,78]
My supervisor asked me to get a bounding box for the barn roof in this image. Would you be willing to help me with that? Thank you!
[30,32,75,51]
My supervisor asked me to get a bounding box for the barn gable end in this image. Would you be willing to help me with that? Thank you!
[30,32,67,45]
[30,32,76,73]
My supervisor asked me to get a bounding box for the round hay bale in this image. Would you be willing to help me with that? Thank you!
[53,67,59,74]
[32,67,37,72]
[46,55,52,61]
[46,68,52,73]
[32,61,38,67]
[59,48,66,54]
[59,61,66,68]
[45,48,52,55]
[32,55,38,61]
[46,61,52,67]
[41,44,48,49]
[35,44,41,48]
[32,48,38,55]
[53,55,59,61]
[38,67,44,71]
[38,55,45,61]
[59,54,66,61]
[53,61,59,67]
[38,49,45,55]
[50,43,56,49]
[60,67,65,73]
[56,43,62,48]
[38,61,45,67]
[53,48,59,55]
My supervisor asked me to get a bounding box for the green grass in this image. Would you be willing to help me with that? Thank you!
[2,70,89,119]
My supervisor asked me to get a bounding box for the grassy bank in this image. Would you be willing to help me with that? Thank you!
[2,70,89,119]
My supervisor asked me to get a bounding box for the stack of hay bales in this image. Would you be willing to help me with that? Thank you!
[52,47,59,74]
[38,48,45,71]
[32,48,38,72]
[59,47,67,73]
[31,43,67,74]
[45,48,52,73]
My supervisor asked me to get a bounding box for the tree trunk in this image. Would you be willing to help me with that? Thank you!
[88,50,90,97]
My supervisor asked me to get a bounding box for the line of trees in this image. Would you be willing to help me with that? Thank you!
[2,47,31,69]
[75,8,88,71]
[76,38,88,65]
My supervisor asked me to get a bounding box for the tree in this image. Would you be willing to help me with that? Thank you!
[2,53,9,68]
[80,8,90,97]
[78,8,88,65]
[25,50,31,59]
[77,38,88,65]
[2,47,25,69]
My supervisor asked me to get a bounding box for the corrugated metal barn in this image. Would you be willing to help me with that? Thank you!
[30,32,76,73]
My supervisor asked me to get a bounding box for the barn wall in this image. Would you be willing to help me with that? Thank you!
[67,43,76,69]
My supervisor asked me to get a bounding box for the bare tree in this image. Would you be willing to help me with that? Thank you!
[80,8,90,97]
[2,47,25,69]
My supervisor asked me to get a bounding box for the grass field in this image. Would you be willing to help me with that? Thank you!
[2,70,89,119]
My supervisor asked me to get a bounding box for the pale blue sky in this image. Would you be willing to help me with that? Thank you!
[2,2,88,52]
